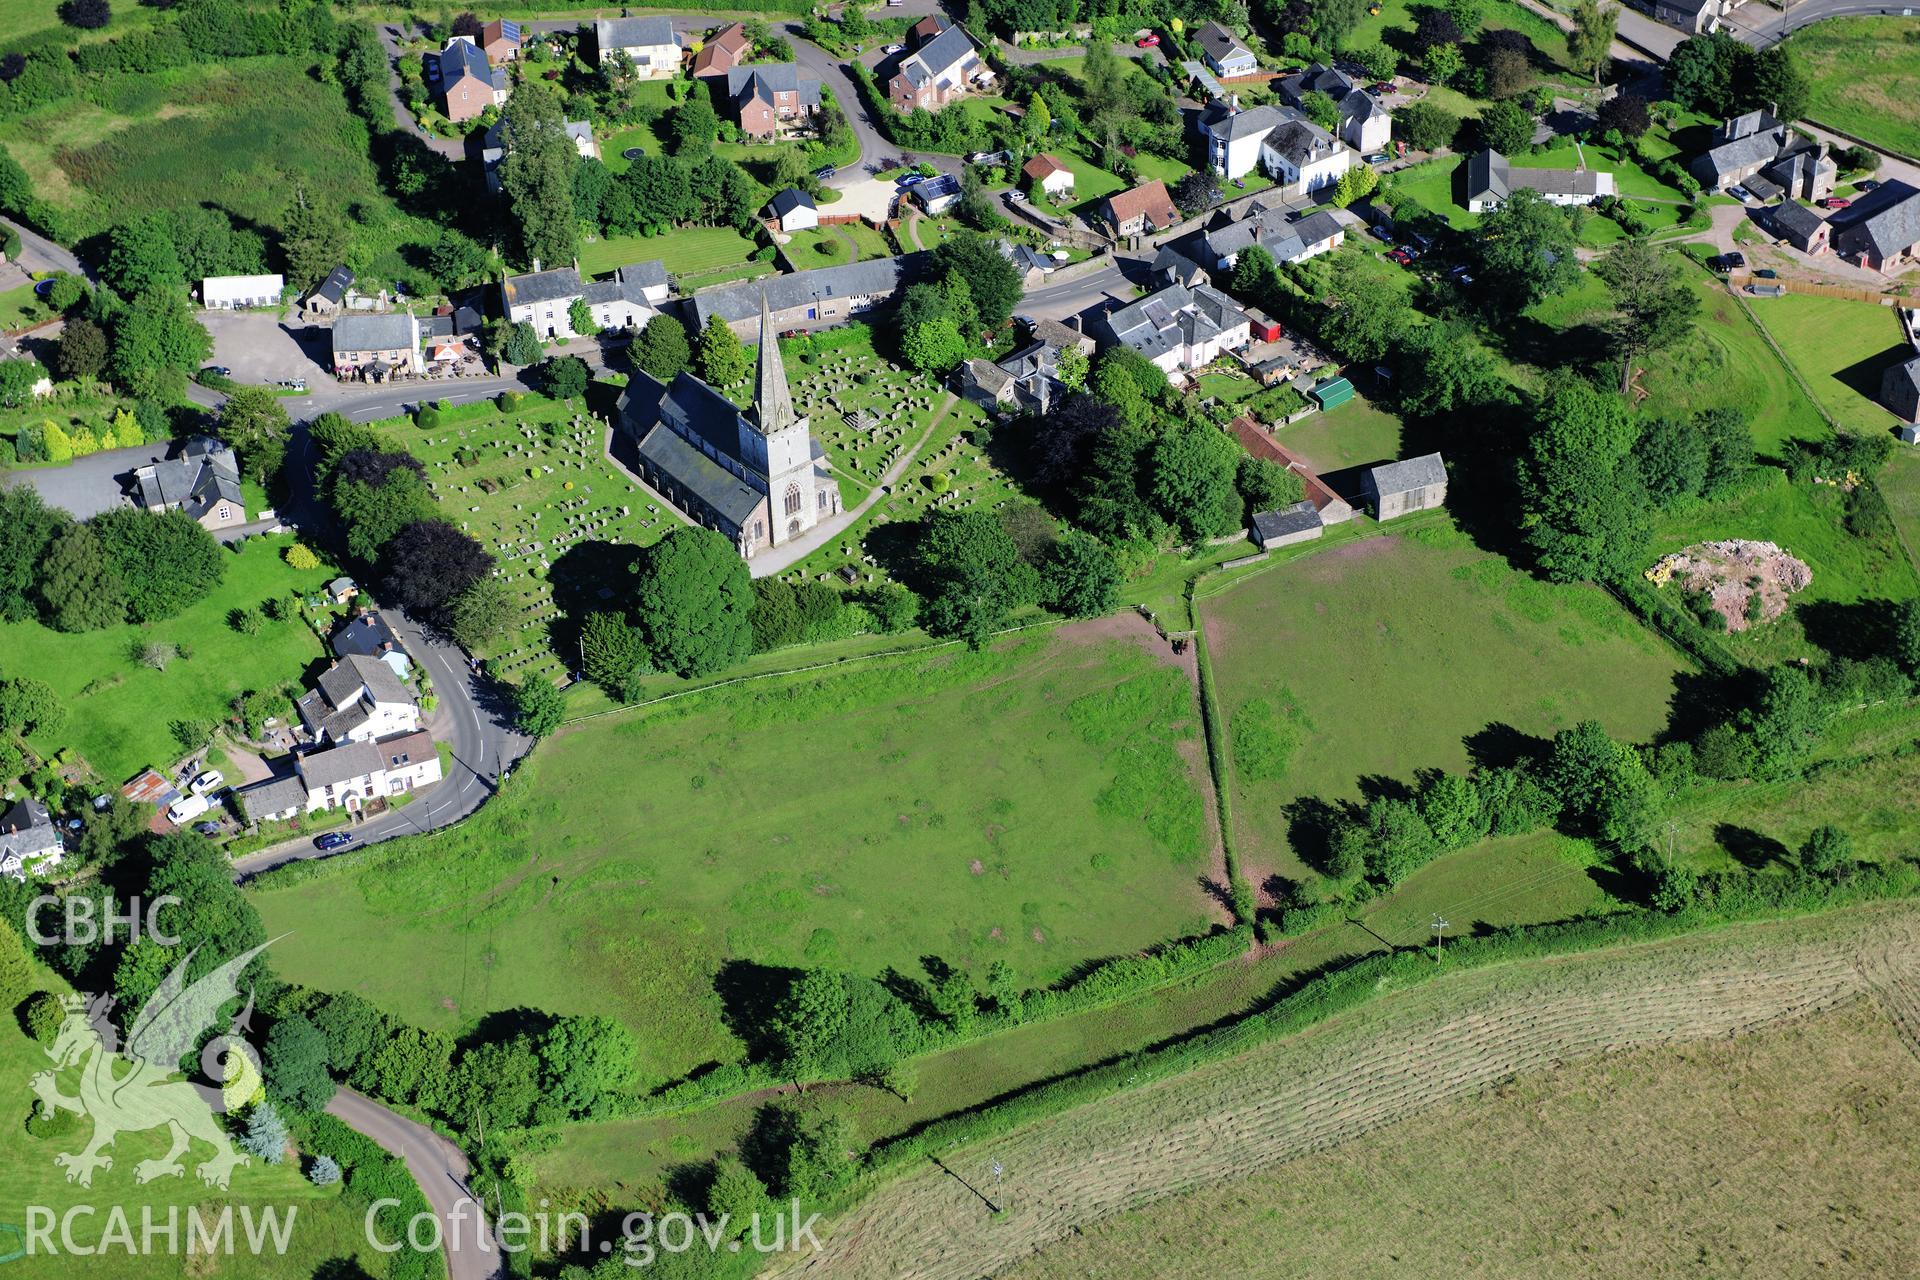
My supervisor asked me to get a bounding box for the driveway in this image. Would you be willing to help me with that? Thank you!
[381,24,466,160]
[202,310,331,384]
[325,1088,502,1280]
[0,441,170,519]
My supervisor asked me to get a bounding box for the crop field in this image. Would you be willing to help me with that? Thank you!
[1202,521,1685,881]
[1641,278,1830,456]
[374,392,677,682]
[1787,16,1920,160]
[0,533,332,782]
[0,967,377,1280]
[1647,467,1919,666]
[1002,988,1920,1280]
[250,628,1218,1082]
[1747,293,1907,436]
[768,901,1920,1280]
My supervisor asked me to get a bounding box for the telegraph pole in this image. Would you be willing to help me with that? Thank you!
[1430,914,1449,963]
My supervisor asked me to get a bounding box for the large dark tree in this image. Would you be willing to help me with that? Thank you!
[630,527,753,677]
[1029,392,1113,487]
[916,509,1040,648]
[59,0,110,30]
[381,520,493,629]
[1596,93,1651,139]
[931,230,1023,332]
[0,487,64,623]
[91,508,223,623]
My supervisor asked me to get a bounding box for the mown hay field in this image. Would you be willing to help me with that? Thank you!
[770,901,1920,1279]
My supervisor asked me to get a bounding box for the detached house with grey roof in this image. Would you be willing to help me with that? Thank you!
[1096,282,1252,376]
[1194,21,1258,77]
[501,263,663,339]
[594,15,681,75]
[133,435,245,531]
[1690,111,1835,202]
[0,798,63,881]
[885,22,991,112]
[1202,102,1353,189]
[297,654,422,746]
[435,36,509,124]
[723,63,821,139]
[1828,179,1920,273]
[1464,148,1614,213]
[1202,205,1345,270]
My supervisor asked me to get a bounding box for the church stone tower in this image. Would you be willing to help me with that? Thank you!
[739,291,835,545]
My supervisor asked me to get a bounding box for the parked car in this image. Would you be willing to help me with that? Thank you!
[1386,248,1414,266]
[1858,179,1882,191]
[1368,223,1393,242]
[1405,231,1434,251]
[1363,151,1389,165]
[194,821,222,837]
[166,793,211,825]
[813,165,837,182]
[882,42,904,54]
[203,364,232,377]
[1371,82,1393,94]
[1819,196,1851,210]
[314,831,354,851]
[1004,188,1026,203]
[1727,184,1754,202]
[278,377,307,391]
[1136,33,1159,46]
[1754,267,1779,279]
[189,769,225,795]
[1718,251,1746,271]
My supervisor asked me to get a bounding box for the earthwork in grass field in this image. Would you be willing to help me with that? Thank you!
[1201,519,1685,881]
[249,627,1219,1081]
[768,901,1920,1280]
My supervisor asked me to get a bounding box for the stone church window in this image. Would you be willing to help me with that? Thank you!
[784,483,802,517]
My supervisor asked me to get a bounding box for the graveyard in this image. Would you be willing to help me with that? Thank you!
[377,392,680,684]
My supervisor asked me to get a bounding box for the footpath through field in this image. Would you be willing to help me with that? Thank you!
[765,901,1920,1279]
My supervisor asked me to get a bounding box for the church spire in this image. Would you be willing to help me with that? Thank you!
[752,289,798,435]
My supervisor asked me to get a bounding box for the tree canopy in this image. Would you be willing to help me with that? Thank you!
[631,527,754,677]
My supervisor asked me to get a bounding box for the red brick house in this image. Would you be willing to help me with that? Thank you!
[723,64,820,139]
[480,18,521,63]
[691,22,751,78]
[885,22,990,112]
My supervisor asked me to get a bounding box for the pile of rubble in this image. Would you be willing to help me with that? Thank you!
[1646,540,1812,632]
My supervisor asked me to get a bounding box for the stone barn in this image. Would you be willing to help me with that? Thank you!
[1363,452,1447,521]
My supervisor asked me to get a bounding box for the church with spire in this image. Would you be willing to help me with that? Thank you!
[614,291,843,560]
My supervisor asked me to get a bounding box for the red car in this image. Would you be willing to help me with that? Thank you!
[1136,33,1160,46]
[1386,248,1414,266]
[1819,196,1851,209]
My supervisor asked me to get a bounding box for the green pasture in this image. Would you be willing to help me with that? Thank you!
[1745,293,1906,436]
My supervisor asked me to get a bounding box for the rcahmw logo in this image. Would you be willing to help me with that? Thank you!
[24,1204,297,1257]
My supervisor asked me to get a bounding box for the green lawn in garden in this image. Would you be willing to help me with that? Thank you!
[0,282,52,330]
[1272,394,1404,473]
[0,534,333,783]
[1202,518,1685,882]
[1787,16,1920,160]
[1744,293,1907,436]
[250,631,1219,1082]
[577,224,765,281]
[368,391,678,683]
[783,225,853,266]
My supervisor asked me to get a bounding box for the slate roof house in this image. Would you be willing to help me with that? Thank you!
[501,263,660,338]
[1363,452,1448,520]
[0,797,63,881]
[237,730,443,821]
[953,318,1093,416]
[1096,283,1251,375]
[331,312,422,380]
[296,654,422,746]
[1652,0,1726,34]
[1880,355,1920,424]
[768,188,818,232]
[1194,21,1258,77]
[1202,205,1345,269]
[1828,180,1920,273]
[1338,89,1391,154]
[1204,103,1289,180]
[1277,62,1356,107]
[595,16,680,75]
[303,265,354,320]
[132,435,245,531]
[885,23,991,112]
[1690,112,1835,202]
[1251,500,1325,549]
[436,37,509,124]
[1464,148,1614,213]
[331,610,413,678]
[723,63,821,138]
[617,293,843,558]
[1101,178,1182,238]
[688,255,927,339]
[691,21,752,78]
[1769,199,1830,254]
[1260,117,1351,194]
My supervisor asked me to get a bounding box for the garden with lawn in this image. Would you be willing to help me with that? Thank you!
[1272,394,1404,474]
[249,629,1219,1083]
[1202,518,1687,883]
[1745,293,1907,437]
[372,390,678,685]
[577,224,769,284]
[1,532,336,783]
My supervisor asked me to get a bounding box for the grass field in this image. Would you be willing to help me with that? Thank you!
[1202,520,1685,882]
[1879,445,1920,567]
[771,901,1920,1278]
[0,963,384,1280]
[374,392,678,681]
[1746,293,1907,436]
[1271,394,1403,473]
[1787,16,1920,160]
[1648,467,1919,666]
[251,630,1219,1082]
[0,533,333,782]
[577,225,765,283]
[1002,989,1920,1279]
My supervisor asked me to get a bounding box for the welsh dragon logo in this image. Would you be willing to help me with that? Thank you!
[29,941,273,1190]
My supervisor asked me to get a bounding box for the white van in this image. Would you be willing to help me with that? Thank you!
[166,792,211,825]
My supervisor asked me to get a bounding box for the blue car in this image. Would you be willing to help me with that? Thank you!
[314,831,354,851]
